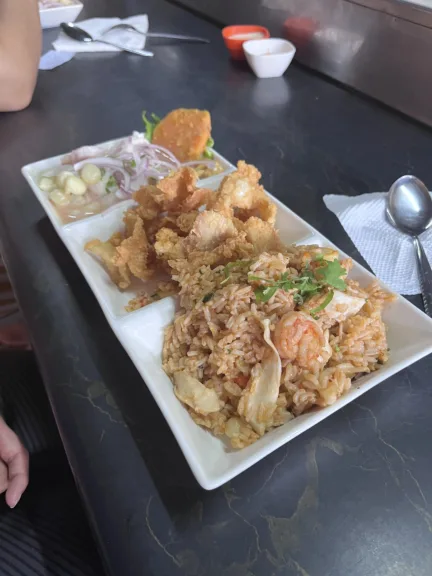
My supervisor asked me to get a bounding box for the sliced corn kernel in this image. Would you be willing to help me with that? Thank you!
[80,163,102,185]
[39,177,55,192]
[56,170,73,188]
[64,175,87,196]
[49,189,69,206]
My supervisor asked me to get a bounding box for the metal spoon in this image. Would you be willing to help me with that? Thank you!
[103,23,210,44]
[387,175,432,315]
[60,22,154,58]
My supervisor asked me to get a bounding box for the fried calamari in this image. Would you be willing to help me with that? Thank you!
[85,161,283,310]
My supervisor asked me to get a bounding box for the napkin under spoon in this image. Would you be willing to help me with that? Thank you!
[60,22,154,57]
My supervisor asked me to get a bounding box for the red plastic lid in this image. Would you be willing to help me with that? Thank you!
[222,25,270,60]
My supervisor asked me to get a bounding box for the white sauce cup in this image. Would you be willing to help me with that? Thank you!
[243,38,296,79]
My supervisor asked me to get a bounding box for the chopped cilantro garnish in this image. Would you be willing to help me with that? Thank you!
[249,272,317,303]
[203,136,214,159]
[248,257,347,306]
[254,285,278,303]
[293,292,304,305]
[105,175,117,193]
[314,259,347,290]
[334,344,341,352]
[202,292,214,303]
[142,111,161,141]
[309,290,334,316]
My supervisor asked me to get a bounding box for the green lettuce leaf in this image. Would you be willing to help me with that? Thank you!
[142,111,161,141]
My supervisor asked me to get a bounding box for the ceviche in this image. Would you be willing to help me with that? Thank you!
[38,109,227,223]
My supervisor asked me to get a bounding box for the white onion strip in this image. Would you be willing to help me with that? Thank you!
[73,157,125,171]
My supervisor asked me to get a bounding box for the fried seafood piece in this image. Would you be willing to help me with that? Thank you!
[114,216,154,281]
[123,208,142,237]
[156,212,255,276]
[185,210,238,251]
[108,232,124,247]
[152,109,212,162]
[154,228,186,262]
[86,213,154,286]
[134,167,211,218]
[176,211,199,234]
[186,232,254,270]
[159,167,211,211]
[240,217,284,254]
[143,211,199,245]
[209,161,276,224]
[85,240,131,289]
[155,210,244,268]
[133,185,161,221]
[142,214,178,244]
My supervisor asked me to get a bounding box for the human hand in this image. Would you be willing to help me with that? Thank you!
[0,416,29,507]
[0,322,31,350]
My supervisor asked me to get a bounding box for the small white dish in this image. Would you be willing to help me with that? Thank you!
[243,37,296,79]
[39,1,83,30]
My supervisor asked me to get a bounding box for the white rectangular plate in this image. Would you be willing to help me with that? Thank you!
[22,140,432,490]
[39,2,83,30]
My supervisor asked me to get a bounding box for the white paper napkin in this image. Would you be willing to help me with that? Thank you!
[39,51,75,70]
[324,192,432,295]
[52,14,149,53]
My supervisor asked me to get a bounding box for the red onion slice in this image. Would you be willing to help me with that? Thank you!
[113,169,131,193]
[152,160,177,171]
[145,144,180,166]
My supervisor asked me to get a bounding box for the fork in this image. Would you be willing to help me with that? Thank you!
[103,24,210,44]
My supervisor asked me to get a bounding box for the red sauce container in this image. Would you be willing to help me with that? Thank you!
[222,25,271,60]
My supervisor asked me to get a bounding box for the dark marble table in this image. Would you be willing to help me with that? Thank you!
[1,1,432,575]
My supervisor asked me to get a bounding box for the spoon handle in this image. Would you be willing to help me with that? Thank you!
[413,236,432,317]
[144,33,210,43]
[95,38,154,57]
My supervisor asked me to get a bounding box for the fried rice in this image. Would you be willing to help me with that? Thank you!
[163,248,395,449]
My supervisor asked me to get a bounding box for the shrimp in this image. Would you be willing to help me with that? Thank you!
[273,311,330,372]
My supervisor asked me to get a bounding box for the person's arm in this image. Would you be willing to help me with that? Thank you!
[0,0,41,112]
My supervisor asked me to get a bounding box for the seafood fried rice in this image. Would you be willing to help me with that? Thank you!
[163,250,395,449]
